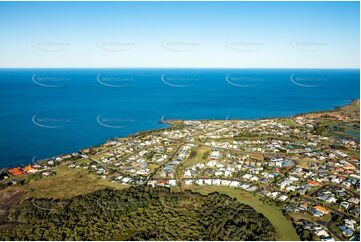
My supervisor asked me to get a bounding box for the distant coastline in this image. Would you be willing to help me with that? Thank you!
[159,98,359,123]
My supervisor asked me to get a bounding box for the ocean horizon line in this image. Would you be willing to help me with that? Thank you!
[0,67,359,70]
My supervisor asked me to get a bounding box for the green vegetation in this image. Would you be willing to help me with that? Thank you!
[187,146,211,165]
[310,100,360,142]
[293,223,319,241]
[275,118,299,127]
[188,185,300,241]
[0,186,276,241]
[22,165,127,199]
[313,119,360,141]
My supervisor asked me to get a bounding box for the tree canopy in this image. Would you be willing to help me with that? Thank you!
[1,186,276,240]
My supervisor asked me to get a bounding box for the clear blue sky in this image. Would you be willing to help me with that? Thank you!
[0,1,359,68]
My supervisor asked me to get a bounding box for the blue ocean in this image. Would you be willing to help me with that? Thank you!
[0,68,359,168]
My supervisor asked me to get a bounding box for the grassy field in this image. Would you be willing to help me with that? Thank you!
[296,157,322,169]
[187,185,300,241]
[249,153,265,161]
[147,163,159,172]
[22,165,128,199]
[276,118,299,127]
[167,120,184,126]
[183,146,211,167]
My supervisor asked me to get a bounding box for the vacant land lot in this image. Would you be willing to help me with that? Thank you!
[184,146,211,166]
[22,165,128,199]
